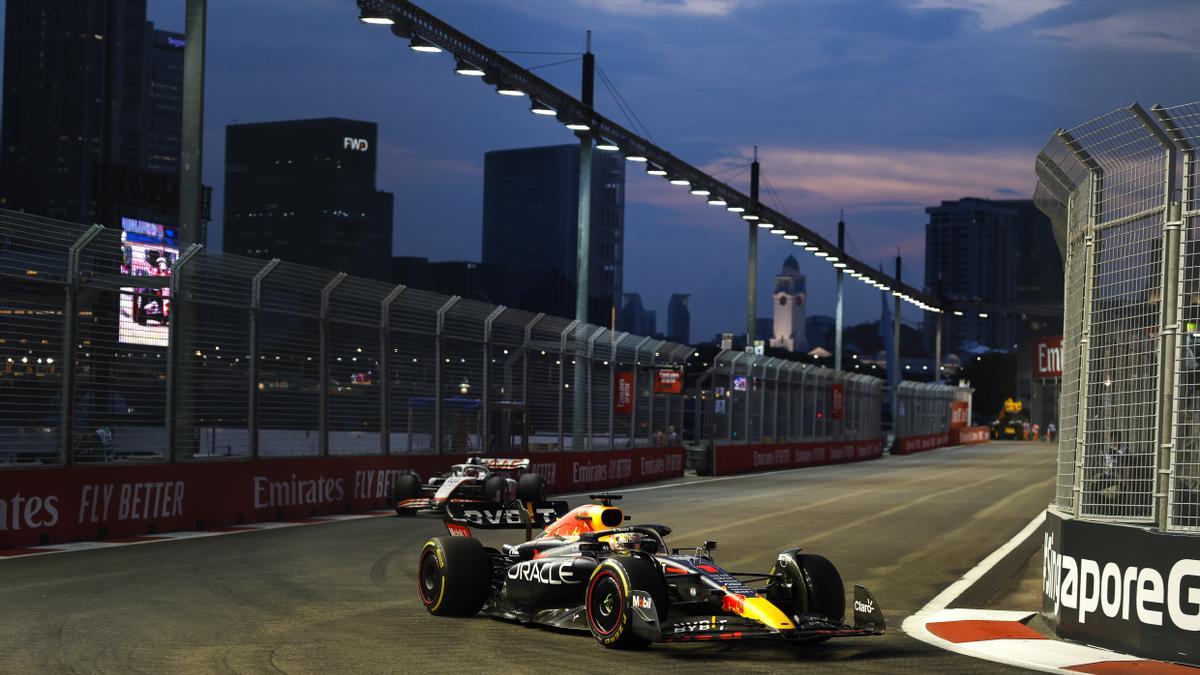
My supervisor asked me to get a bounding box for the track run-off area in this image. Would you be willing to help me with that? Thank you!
[1,442,1053,673]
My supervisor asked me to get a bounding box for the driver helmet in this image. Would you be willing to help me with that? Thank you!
[605,531,652,553]
[461,465,485,478]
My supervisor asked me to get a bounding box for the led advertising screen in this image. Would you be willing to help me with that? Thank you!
[119,217,178,347]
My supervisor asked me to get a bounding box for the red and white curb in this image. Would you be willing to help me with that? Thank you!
[0,510,396,561]
[902,511,1199,673]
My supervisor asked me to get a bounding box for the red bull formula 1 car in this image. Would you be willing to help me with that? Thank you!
[391,456,545,516]
[416,494,886,649]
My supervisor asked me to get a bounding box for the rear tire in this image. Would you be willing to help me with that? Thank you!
[585,555,666,649]
[417,536,491,616]
[516,472,546,503]
[393,474,422,516]
[768,551,845,628]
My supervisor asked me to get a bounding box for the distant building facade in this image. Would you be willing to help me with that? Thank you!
[619,293,656,336]
[223,118,394,282]
[667,294,690,344]
[391,256,505,305]
[925,197,1063,353]
[770,255,808,352]
[1,0,185,227]
[482,144,624,325]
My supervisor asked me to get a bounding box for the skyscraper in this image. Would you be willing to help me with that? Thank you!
[0,0,149,224]
[667,294,690,344]
[482,144,624,326]
[141,28,185,176]
[924,198,1061,352]
[223,118,394,282]
[619,293,656,336]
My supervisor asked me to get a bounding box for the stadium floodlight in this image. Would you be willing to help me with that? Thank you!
[596,139,620,151]
[953,310,964,316]
[359,10,394,24]
[529,100,556,116]
[707,196,727,206]
[979,312,989,318]
[646,163,668,176]
[726,205,745,213]
[834,262,847,268]
[625,154,648,162]
[784,234,798,240]
[804,245,818,251]
[669,177,690,186]
[814,251,828,258]
[826,256,839,262]
[454,59,485,76]
[564,120,590,131]
[741,213,760,221]
[690,188,711,196]
[496,83,524,96]
[409,35,442,53]
[756,222,772,229]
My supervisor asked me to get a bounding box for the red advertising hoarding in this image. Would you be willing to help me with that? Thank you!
[950,400,969,429]
[1033,336,1063,379]
[712,439,884,476]
[830,383,844,420]
[0,447,686,549]
[653,367,683,395]
[615,372,634,414]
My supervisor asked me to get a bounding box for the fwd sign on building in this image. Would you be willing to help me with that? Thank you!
[1033,336,1063,379]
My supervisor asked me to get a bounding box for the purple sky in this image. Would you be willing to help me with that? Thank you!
[143,0,1200,341]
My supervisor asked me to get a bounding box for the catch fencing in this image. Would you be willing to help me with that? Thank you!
[1035,100,1200,532]
[0,208,926,468]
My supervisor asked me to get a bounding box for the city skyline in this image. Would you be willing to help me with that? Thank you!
[3,0,1193,340]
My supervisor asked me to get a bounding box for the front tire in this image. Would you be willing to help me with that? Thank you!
[417,537,491,616]
[768,550,845,626]
[585,555,667,649]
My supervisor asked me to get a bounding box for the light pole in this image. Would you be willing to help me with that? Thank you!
[748,147,759,347]
[834,213,845,371]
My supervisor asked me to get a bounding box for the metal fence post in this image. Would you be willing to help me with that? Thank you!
[631,336,652,447]
[557,320,579,451]
[318,273,348,458]
[739,357,748,441]
[434,296,461,454]
[646,340,664,445]
[610,332,625,450]
[522,314,544,454]
[1135,104,1181,528]
[1062,129,1100,517]
[248,259,280,460]
[164,244,202,462]
[586,329,603,450]
[728,352,742,442]
[380,285,406,455]
[59,225,104,465]
[482,306,506,455]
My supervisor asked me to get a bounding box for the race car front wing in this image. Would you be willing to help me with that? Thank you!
[631,585,886,644]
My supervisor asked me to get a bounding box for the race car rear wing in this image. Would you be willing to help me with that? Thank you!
[444,500,570,540]
[477,457,531,471]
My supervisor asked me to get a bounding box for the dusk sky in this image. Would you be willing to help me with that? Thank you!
[134,0,1200,341]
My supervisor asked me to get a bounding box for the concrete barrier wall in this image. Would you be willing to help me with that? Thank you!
[1042,509,1199,666]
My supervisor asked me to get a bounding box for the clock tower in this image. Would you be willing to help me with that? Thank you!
[771,255,807,352]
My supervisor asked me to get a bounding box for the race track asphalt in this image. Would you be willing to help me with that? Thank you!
[0,441,1055,674]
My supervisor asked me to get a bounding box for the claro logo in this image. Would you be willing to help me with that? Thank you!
[0,492,60,530]
[1043,533,1200,631]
